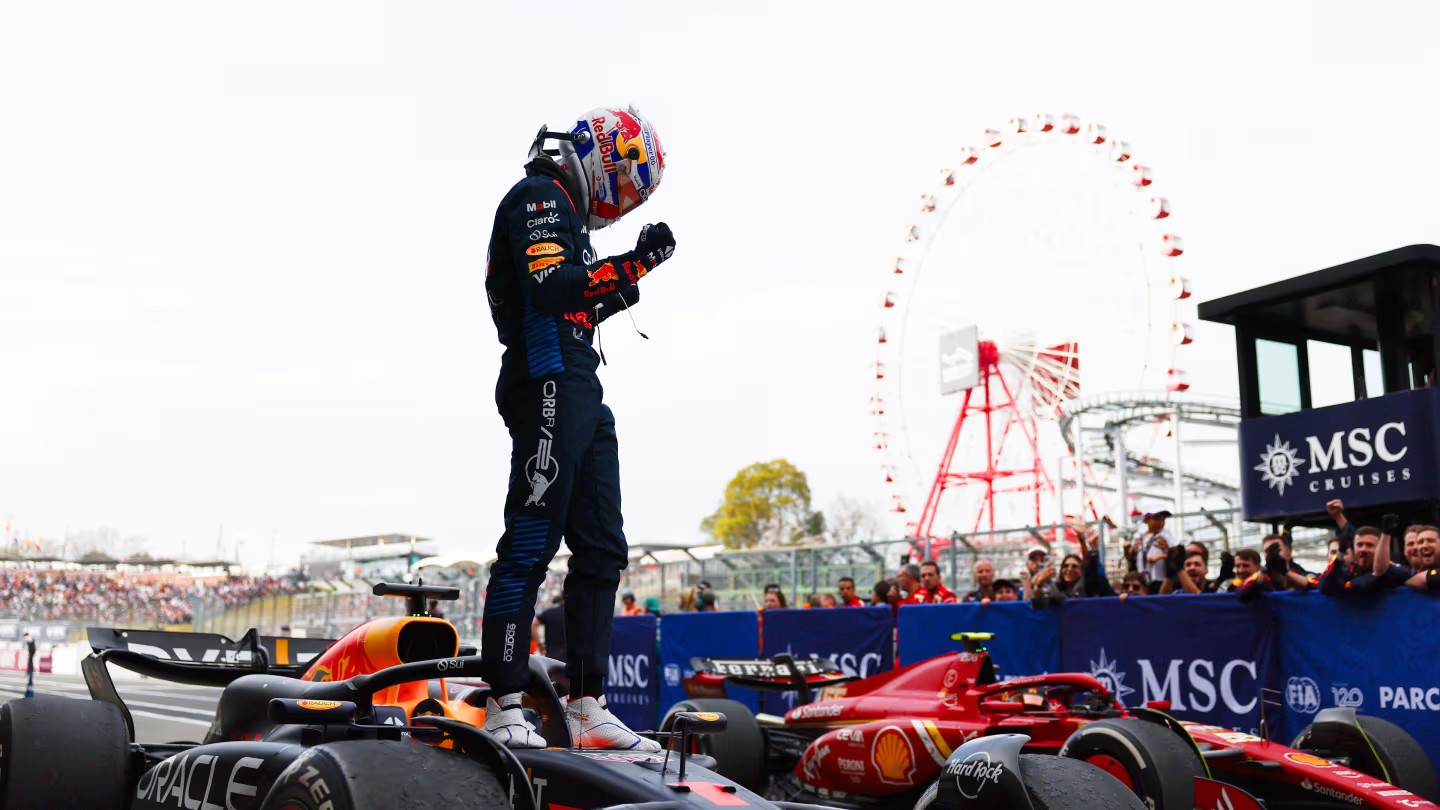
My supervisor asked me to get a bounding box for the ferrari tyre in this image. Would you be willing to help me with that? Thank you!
[1058,718,1203,810]
[912,754,1145,810]
[0,696,130,810]
[259,740,506,810]
[661,699,765,792]
[1292,714,1438,802]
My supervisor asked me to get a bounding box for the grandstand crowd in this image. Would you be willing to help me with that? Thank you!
[0,568,299,625]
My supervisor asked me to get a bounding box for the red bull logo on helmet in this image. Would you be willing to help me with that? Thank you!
[586,108,662,225]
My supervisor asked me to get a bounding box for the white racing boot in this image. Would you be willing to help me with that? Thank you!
[483,692,546,749]
[566,695,662,752]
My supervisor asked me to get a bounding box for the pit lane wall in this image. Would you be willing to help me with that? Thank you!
[633,590,1439,784]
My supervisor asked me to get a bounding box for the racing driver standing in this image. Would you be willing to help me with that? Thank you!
[481,106,674,751]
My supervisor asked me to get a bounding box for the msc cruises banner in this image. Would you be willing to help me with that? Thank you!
[759,605,894,714]
[1272,589,1440,785]
[656,610,762,716]
[1058,593,1282,735]
[1239,387,1440,520]
[605,615,658,729]
[896,602,1060,677]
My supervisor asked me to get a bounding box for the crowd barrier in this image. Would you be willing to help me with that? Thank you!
[609,590,1440,784]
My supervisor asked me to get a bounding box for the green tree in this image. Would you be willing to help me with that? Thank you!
[701,459,821,549]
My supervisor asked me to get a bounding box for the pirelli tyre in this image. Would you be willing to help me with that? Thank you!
[661,699,765,792]
[912,754,1145,810]
[1057,718,1204,810]
[0,695,131,810]
[259,739,506,810]
[1292,714,1439,802]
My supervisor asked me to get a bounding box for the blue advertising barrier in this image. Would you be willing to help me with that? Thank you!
[656,610,761,717]
[759,605,894,714]
[896,602,1060,677]
[605,615,658,730]
[1238,386,1440,520]
[1272,589,1440,786]
[1058,593,1281,736]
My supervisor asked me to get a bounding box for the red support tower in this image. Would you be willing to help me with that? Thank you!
[912,340,1054,538]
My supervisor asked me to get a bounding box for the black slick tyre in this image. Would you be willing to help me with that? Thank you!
[1058,718,1204,810]
[0,696,130,810]
[1292,714,1438,802]
[912,754,1145,810]
[661,698,765,792]
[259,740,506,810]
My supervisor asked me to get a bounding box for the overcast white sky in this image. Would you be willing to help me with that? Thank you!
[1,1,1438,569]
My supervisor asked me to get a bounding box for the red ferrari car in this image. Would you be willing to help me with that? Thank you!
[663,633,1438,809]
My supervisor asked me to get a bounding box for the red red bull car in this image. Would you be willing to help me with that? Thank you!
[663,633,1438,809]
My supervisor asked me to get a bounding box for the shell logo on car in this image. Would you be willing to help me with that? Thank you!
[871,725,916,785]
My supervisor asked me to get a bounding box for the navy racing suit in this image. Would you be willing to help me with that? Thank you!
[481,157,662,697]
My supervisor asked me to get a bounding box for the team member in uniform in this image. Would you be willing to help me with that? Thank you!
[918,561,958,603]
[482,106,673,750]
[1319,526,1384,595]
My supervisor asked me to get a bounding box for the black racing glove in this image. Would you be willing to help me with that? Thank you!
[634,222,676,270]
[1164,546,1186,579]
[1382,513,1402,538]
[1218,551,1235,584]
[1265,542,1288,576]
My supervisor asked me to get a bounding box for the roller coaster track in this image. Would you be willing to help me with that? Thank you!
[1059,392,1244,501]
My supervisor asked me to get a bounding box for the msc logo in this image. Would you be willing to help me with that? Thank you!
[1286,676,1321,714]
[606,654,651,688]
[1253,421,1413,497]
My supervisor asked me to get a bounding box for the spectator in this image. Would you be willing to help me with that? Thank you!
[870,580,892,606]
[762,590,786,610]
[427,599,446,619]
[23,631,35,698]
[1054,554,1087,598]
[1073,524,1118,597]
[644,596,662,615]
[962,559,997,603]
[836,577,864,607]
[1175,550,1215,593]
[1185,541,1208,561]
[1119,571,1148,598]
[1128,511,1175,591]
[532,593,566,662]
[619,591,645,617]
[696,584,718,612]
[1320,527,1384,595]
[918,561,958,603]
[991,579,1020,602]
[804,593,823,609]
[820,593,837,608]
[1019,547,1059,604]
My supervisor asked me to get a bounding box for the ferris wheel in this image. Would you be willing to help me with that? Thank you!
[872,113,1195,538]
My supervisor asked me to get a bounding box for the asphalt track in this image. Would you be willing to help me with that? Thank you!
[0,669,220,742]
